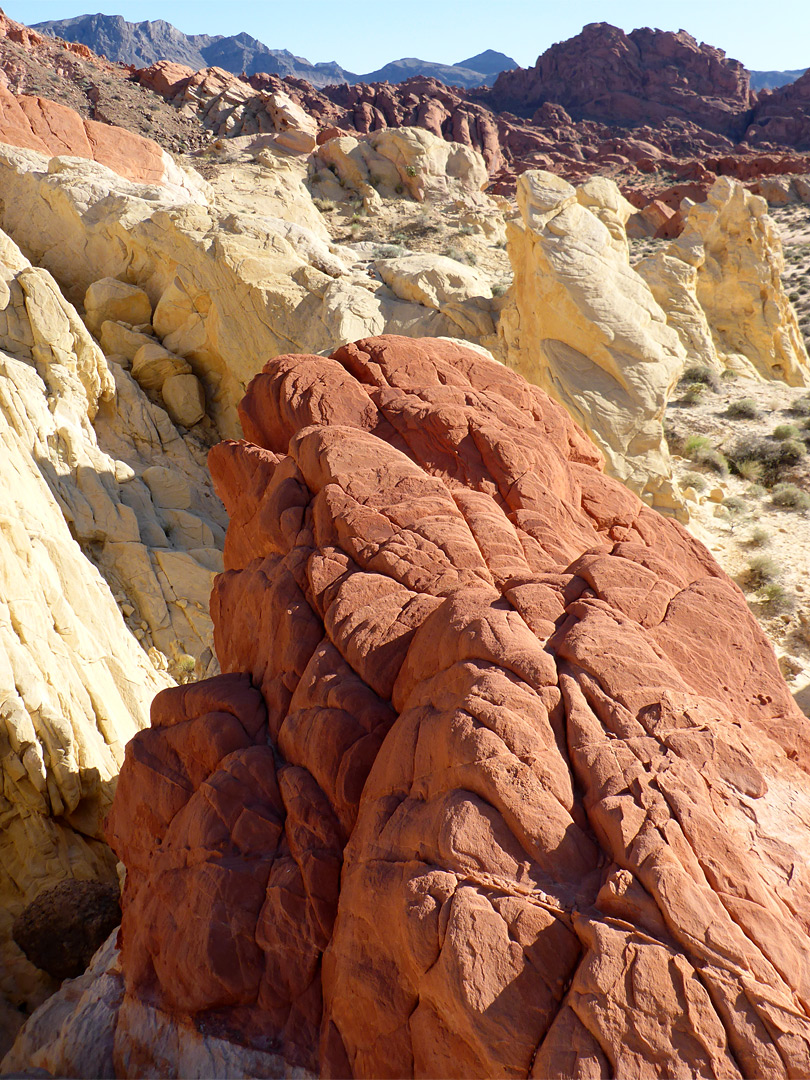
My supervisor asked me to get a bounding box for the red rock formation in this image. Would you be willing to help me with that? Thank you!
[0,84,174,184]
[491,23,752,139]
[747,69,810,151]
[108,336,810,1078]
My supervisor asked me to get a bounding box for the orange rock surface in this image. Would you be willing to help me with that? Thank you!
[107,336,810,1077]
[0,84,169,183]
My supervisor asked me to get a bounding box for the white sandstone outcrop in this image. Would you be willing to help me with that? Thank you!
[498,171,686,514]
[665,177,809,384]
[311,127,489,207]
[0,225,234,1037]
[0,144,497,437]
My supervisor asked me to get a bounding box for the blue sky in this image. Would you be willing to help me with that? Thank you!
[6,1,810,74]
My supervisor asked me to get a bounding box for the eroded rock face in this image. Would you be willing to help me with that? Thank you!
[665,176,810,383]
[0,84,198,194]
[0,143,500,438]
[498,170,686,514]
[61,335,810,1079]
[0,222,232,1040]
[490,23,752,139]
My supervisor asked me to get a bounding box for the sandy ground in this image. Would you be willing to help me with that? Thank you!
[651,200,810,716]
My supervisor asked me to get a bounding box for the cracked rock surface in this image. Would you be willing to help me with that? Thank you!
[15,334,810,1078]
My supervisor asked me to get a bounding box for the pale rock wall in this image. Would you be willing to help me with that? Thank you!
[0,224,232,1041]
[0,229,168,1035]
[665,177,809,384]
[311,127,489,207]
[0,145,496,440]
[498,170,686,514]
[635,251,725,373]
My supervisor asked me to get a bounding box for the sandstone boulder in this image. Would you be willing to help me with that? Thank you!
[160,372,206,427]
[84,279,152,336]
[16,334,806,1079]
[12,881,120,982]
[375,253,493,308]
[130,341,191,393]
[311,126,488,205]
[575,175,636,256]
[98,321,155,366]
[498,170,686,514]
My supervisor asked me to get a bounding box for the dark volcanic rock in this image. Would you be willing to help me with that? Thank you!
[13,880,120,982]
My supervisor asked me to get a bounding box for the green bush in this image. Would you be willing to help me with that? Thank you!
[745,525,770,547]
[683,434,711,456]
[726,398,759,419]
[773,423,801,440]
[757,583,794,612]
[722,495,748,514]
[745,554,779,586]
[681,384,706,404]
[681,472,707,493]
[771,483,810,509]
[679,364,720,392]
[737,458,764,482]
[693,447,728,474]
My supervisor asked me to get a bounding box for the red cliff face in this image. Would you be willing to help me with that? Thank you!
[747,68,810,151]
[107,336,810,1078]
[492,23,752,139]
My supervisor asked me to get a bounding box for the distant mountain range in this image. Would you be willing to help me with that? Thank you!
[749,68,808,91]
[34,14,517,88]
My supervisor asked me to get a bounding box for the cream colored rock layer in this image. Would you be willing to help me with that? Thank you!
[0,143,497,438]
[498,171,687,514]
[0,225,232,1035]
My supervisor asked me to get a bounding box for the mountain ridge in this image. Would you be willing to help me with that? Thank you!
[33,14,517,88]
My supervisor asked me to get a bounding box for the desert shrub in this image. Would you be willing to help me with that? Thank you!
[405,164,418,177]
[777,439,806,466]
[791,396,810,417]
[464,251,478,266]
[679,364,720,392]
[681,472,707,492]
[773,423,801,440]
[757,583,795,612]
[491,283,509,297]
[771,483,810,510]
[747,483,767,498]
[720,368,740,381]
[681,384,706,404]
[457,223,475,236]
[745,525,771,547]
[727,433,804,482]
[693,447,728,474]
[683,434,711,456]
[726,398,759,419]
[722,495,748,514]
[737,458,764,482]
[745,554,779,586]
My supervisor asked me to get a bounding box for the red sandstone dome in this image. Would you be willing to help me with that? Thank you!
[107,336,810,1078]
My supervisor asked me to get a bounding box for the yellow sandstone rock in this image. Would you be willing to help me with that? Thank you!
[498,170,686,514]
